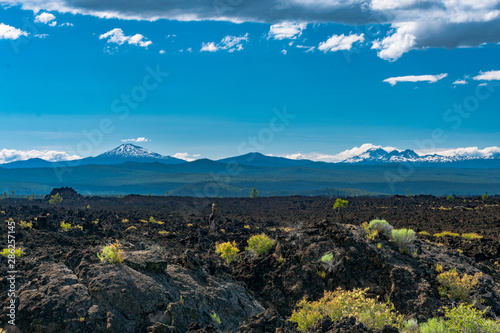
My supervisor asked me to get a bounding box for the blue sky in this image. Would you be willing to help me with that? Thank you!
[0,0,500,162]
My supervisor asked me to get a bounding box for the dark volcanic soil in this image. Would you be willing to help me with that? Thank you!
[1,190,499,332]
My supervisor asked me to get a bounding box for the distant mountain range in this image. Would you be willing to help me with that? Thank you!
[1,144,500,169]
[0,144,184,169]
[342,148,500,165]
[0,144,499,197]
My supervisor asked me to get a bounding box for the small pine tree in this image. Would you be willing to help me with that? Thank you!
[2,192,7,199]
[49,193,63,205]
[10,190,15,198]
[481,192,489,201]
[250,187,258,199]
[446,195,454,202]
[333,198,348,221]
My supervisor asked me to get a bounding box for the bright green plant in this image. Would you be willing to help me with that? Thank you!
[401,318,418,333]
[250,187,258,199]
[321,253,334,263]
[420,303,500,333]
[1,248,24,258]
[437,268,482,301]
[446,195,455,202]
[246,234,275,256]
[149,216,156,223]
[215,241,239,264]
[391,229,416,254]
[434,231,459,238]
[419,317,446,333]
[482,192,489,200]
[60,221,72,231]
[49,192,63,205]
[19,220,33,229]
[289,288,404,332]
[461,233,483,240]
[369,219,393,237]
[210,311,221,325]
[97,241,124,264]
[333,198,349,221]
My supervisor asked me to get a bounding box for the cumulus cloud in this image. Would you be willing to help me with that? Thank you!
[318,33,364,52]
[200,33,248,52]
[121,137,150,143]
[416,146,500,158]
[383,73,448,86]
[371,24,416,61]
[473,70,500,81]
[453,79,468,85]
[35,12,56,24]
[0,23,28,39]
[268,22,306,40]
[173,152,200,162]
[284,143,398,163]
[5,0,500,60]
[99,28,152,48]
[0,149,81,164]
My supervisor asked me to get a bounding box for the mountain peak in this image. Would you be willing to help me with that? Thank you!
[99,144,163,159]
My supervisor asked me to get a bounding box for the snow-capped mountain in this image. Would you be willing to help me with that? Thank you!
[342,148,500,164]
[85,144,185,165]
[97,144,168,160]
[0,144,185,168]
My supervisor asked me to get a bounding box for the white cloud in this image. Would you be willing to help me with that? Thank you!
[121,137,150,143]
[453,79,468,85]
[6,0,500,61]
[59,22,73,27]
[200,33,248,52]
[35,33,49,38]
[268,22,306,40]
[281,49,287,55]
[99,28,152,48]
[200,42,218,52]
[416,146,500,158]
[296,45,315,52]
[372,24,417,61]
[35,12,56,24]
[473,70,500,81]
[0,23,28,40]
[0,149,81,164]
[284,143,398,163]
[173,152,199,162]
[159,49,166,54]
[318,33,364,52]
[383,73,448,86]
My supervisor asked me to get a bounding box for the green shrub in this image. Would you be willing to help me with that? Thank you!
[333,198,348,210]
[434,231,459,238]
[97,241,124,264]
[446,195,455,202]
[246,234,275,256]
[210,311,221,325]
[482,192,489,201]
[402,318,419,333]
[461,233,483,240]
[1,248,24,258]
[391,229,416,254]
[369,219,393,237]
[321,253,334,263]
[216,241,239,264]
[421,303,500,333]
[419,317,446,333]
[19,220,33,229]
[60,221,72,231]
[289,288,404,332]
[444,303,500,332]
[437,268,482,300]
[49,193,63,205]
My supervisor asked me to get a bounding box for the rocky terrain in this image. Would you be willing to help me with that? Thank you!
[0,188,499,332]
